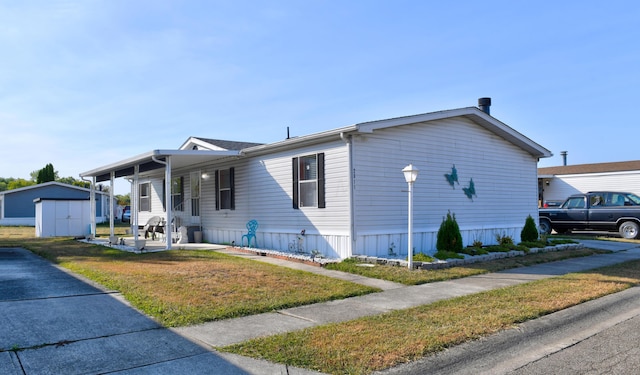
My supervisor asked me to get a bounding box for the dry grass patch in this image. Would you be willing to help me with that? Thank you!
[0,226,378,327]
[223,260,640,375]
[326,247,606,285]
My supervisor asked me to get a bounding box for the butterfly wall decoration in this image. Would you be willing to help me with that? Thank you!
[463,178,476,200]
[444,165,459,188]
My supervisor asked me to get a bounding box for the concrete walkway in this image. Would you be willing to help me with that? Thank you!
[2,240,640,374]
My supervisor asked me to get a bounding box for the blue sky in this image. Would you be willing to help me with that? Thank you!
[1,1,639,194]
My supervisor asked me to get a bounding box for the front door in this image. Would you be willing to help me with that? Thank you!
[190,171,201,223]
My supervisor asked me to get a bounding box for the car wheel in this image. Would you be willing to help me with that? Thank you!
[619,221,640,239]
[539,219,551,235]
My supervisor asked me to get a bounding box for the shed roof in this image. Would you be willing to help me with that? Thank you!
[0,181,109,197]
[538,160,640,176]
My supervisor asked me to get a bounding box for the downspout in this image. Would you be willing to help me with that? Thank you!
[109,171,115,238]
[340,132,355,258]
[80,174,96,239]
[152,155,173,249]
[132,165,139,241]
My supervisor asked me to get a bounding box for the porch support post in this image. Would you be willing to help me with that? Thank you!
[165,156,173,249]
[90,176,96,239]
[109,171,115,237]
[132,165,139,240]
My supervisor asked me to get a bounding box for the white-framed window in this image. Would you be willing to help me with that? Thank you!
[216,168,235,210]
[292,153,325,209]
[139,182,151,212]
[190,171,201,217]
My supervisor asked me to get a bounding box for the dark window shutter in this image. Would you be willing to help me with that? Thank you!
[162,179,166,211]
[292,157,299,209]
[230,167,235,210]
[214,170,220,210]
[317,153,325,208]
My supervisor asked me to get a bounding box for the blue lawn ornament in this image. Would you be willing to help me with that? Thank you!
[242,219,259,247]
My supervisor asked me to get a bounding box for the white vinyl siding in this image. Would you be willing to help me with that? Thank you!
[199,141,351,258]
[352,117,539,256]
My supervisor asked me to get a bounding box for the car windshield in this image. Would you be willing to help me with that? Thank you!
[625,193,640,205]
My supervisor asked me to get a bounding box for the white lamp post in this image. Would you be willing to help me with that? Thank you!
[402,164,419,270]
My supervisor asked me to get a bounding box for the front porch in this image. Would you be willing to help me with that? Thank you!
[81,237,228,254]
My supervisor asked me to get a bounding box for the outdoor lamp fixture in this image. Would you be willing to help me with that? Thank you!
[402,164,419,270]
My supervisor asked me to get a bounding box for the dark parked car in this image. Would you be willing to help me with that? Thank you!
[542,200,564,208]
[121,206,131,223]
[539,191,640,239]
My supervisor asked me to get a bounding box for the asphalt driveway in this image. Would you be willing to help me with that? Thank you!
[0,247,315,375]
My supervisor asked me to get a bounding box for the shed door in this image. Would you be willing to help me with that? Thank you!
[55,201,70,236]
[54,201,84,236]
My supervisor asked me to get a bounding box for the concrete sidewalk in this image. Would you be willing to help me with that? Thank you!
[176,241,640,348]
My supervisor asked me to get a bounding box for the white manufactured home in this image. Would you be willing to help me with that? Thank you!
[81,101,551,259]
[538,160,640,205]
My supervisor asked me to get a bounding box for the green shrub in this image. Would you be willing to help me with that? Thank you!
[412,253,435,262]
[434,250,464,260]
[520,241,548,248]
[436,211,463,253]
[520,215,539,242]
[461,246,489,256]
[495,232,514,246]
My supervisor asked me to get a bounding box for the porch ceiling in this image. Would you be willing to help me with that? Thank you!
[80,149,241,182]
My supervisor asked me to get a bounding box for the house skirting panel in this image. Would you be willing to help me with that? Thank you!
[354,225,523,258]
[204,228,351,259]
[0,217,36,226]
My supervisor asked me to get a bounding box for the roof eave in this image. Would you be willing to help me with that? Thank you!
[79,149,241,179]
[355,107,552,159]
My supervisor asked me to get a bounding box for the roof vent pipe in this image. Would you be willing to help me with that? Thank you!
[478,97,491,115]
[561,151,568,166]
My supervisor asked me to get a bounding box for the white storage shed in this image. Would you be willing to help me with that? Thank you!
[34,198,92,237]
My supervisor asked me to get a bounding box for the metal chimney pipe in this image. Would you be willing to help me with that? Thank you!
[561,151,568,166]
[478,97,491,115]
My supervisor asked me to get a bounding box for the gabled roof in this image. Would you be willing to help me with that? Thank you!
[81,105,551,181]
[242,107,552,159]
[180,137,263,151]
[538,160,640,176]
[0,181,109,196]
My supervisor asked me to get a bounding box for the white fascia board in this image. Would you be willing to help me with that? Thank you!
[353,108,475,133]
[242,125,358,155]
[80,149,241,178]
[355,107,552,159]
[178,137,228,151]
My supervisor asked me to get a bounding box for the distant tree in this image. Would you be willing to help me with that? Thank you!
[36,163,57,184]
[56,176,91,189]
[0,177,14,191]
[116,194,130,206]
[7,178,35,190]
